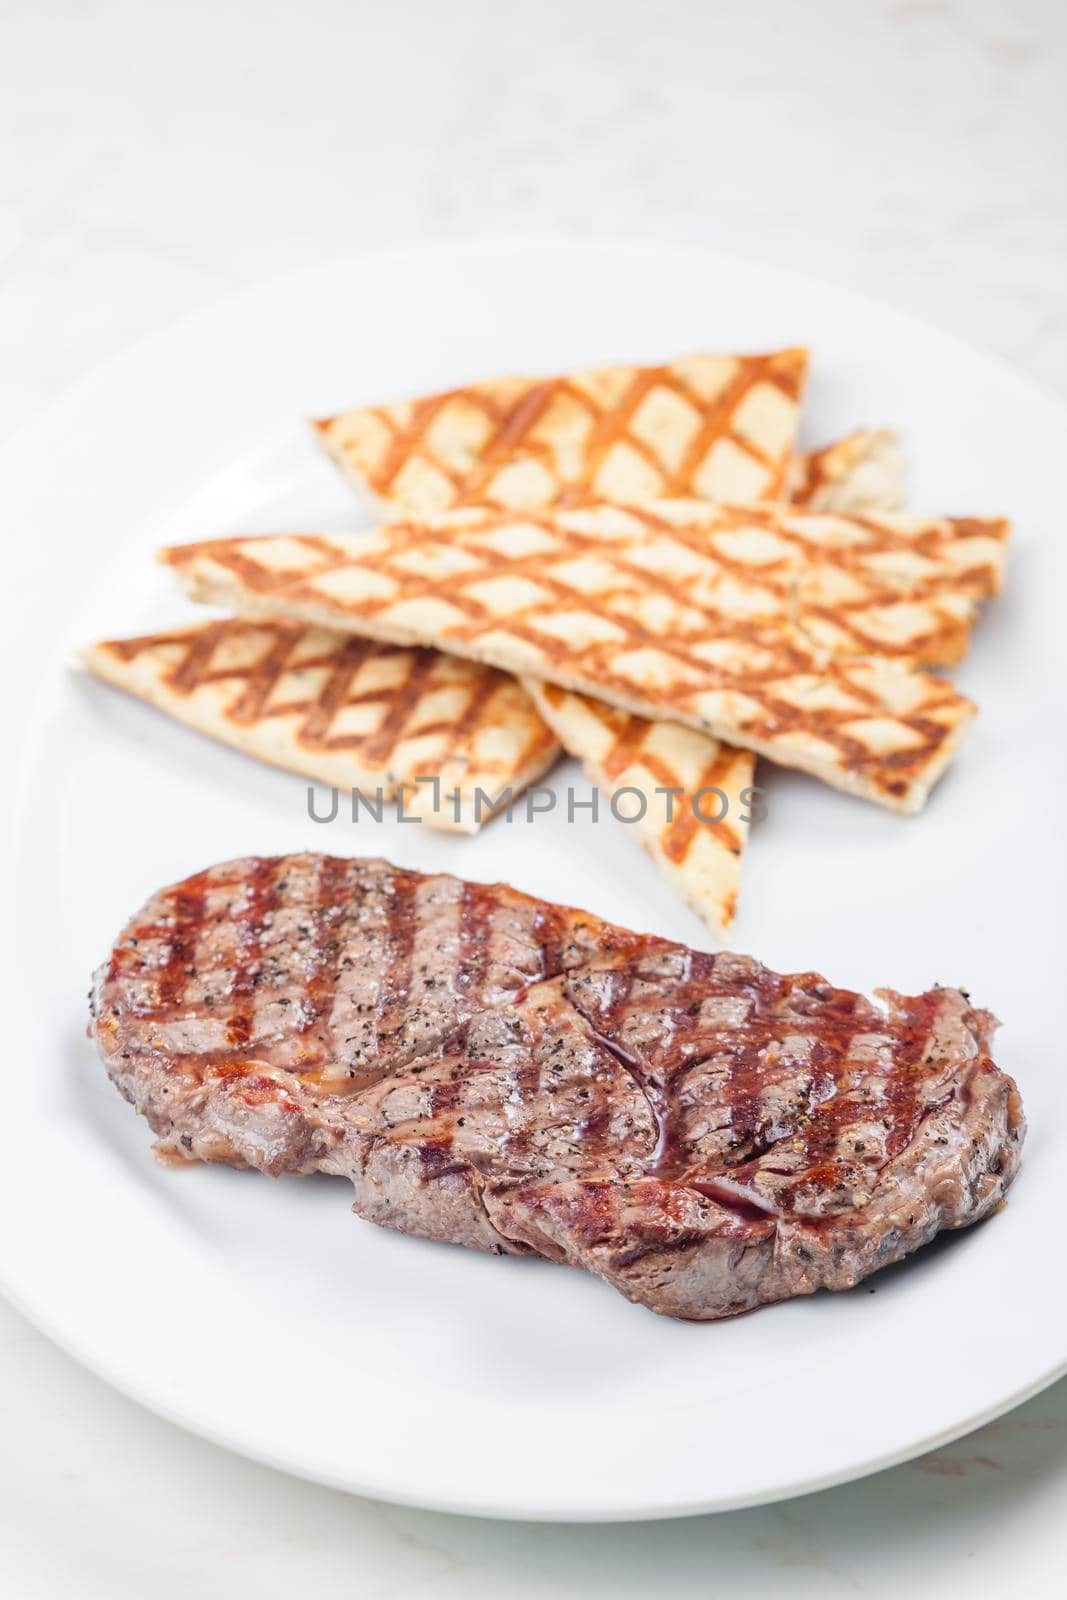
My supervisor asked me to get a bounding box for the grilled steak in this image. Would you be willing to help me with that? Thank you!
[90,854,1024,1319]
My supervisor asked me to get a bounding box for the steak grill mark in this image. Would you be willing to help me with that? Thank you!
[90,855,1026,1320]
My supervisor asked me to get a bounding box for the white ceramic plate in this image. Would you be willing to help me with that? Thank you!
[2,240,1065,1522]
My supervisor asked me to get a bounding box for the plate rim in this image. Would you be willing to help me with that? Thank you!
[1,1258,1063,1523]
[3,234,1066,1521]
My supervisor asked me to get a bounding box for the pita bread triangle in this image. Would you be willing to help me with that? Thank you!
[159,501,991,813]
[315,348,809,515]
[525,679,755,940]
[82,617,560,833]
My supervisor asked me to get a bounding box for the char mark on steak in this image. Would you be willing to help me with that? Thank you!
[90,855,1025,1319]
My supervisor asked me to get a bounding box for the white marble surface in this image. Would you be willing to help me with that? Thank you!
[2,0,1066,1592]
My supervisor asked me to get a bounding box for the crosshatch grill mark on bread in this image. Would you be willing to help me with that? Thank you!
[524,679,755,940]
[90,854,1026,1321]
[158,500,1010,669]
[159,502,998,811]
[313,349,810,514]
[80,619,560,834]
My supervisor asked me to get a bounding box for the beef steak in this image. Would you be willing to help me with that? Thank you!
[90,854,1024,1319]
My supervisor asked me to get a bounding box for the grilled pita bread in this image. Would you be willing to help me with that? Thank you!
[82,618,560,833]
[160,503,993,812]
[314,349,809,515]
[525,679,755,939]
[788,429,905,513]
[514,455,926,925]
